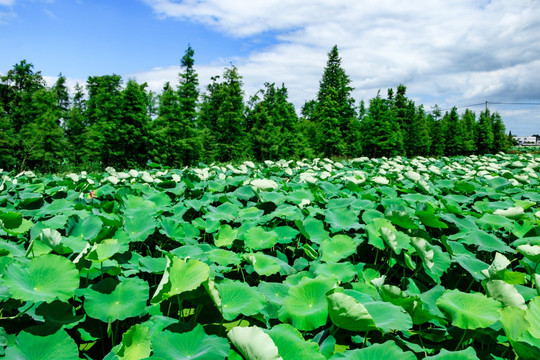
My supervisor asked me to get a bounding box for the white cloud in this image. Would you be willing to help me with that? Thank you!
[123,1,540,134]
[0,0,15,6]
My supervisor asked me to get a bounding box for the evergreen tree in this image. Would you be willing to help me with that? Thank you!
[408,105,431,156]
[246,83,302,161]
[117,80,150,168]
[461,109,477,155]
[65,83,87,166]
[150,82,178,166]
[392,85,415,156]
[83,75,123,167]
[427,105,445,157]
[442,107,464,156]
[491,112,508,153]
[173,45,203,166]
[360,93,403,158]
[0,104,17,170]
[476,109,494,154]
[305,45,359,157]
[199,66,246,162]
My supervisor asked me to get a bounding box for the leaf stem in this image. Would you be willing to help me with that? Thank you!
[454,329,467,351]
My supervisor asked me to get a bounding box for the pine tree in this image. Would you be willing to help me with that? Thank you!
[306,45,359,157]
[476,109,494,154]
[408,105,431,157]
[442,107,464,156]
[65,83,87,167]
[246,83,302,161]
[117,80,150,168]
[491,112,508,153]
[360,93,403,158]
[461,109,477,155]
[83,75,123,167]
[199,66,246,162]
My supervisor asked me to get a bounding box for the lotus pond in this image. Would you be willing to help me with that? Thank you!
[1,154,540,359]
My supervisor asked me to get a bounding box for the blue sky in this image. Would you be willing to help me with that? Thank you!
[1,0,540,136]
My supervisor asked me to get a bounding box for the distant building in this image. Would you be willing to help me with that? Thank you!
[513,136,538,145]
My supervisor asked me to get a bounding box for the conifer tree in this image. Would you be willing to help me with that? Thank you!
[360,92,403,158]
[117,80,150,168]
[199,66,246,162]
[247,83,302,160]
[461,109,477,155]
[408,105,431,157]
[65,84,87,167]
[476,109,494,154]
[306,45,359,157]
[443,107,464,156]
[491,112,508,153]
[83,75,123,167]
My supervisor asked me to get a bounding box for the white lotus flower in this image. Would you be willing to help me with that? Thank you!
[244,161,255,169]
[284,167,293,176]
[171,174,181,182]
[218,173,226,180]
[299,199,311,209]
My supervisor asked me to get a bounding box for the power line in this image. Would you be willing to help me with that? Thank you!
[431,101,540,113]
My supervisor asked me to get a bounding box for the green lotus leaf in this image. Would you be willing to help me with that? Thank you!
[84,277,149,323]
[244,252,281,276]
[278,276,336,331]
[436,289,501,329]
[86,238,129,263]
[524,296,540,338]
[320,234,357,262]
[297,217,330,244]
[325,207,361,232]
[4,329,79,360]
[124,215,156,242]
[266,323,326,360]
[385,210,420,229]
[228,326,282,360]
[0,211,23,229]
[258,281,290,319]
[274,226,300,244]
[330,340,415,359]
[207,248,242,266]
[345,289,413,333]
[116,324,152,360]
[215,279,266,321]
[426,347,480,359]
[151,257,210,304]
[452,229,514,253]
[160,218,188,243]
[152,324,230,360]
[416,210,448,229]
[214,224,238,248]
[243,226,279,250]
[3,254,79,303]
[499,306,540,360]
[327,291,377,332]
[311,262,356,283]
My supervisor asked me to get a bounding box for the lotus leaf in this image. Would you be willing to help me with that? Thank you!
[330,340,415,359]
[84,277,149,323]
[116,324,152,360]
[4,254,79,303]
[215,279,267,321]
[152,324,230,360]
[320,234,357,262]
[151,257,209,303]
[279,276,336,331]
[266,323,326,360]
[228,326,282,360]
[4,329,79,360]
[436,289,501,329]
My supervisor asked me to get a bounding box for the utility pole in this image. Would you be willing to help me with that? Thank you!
[485,101,488,112]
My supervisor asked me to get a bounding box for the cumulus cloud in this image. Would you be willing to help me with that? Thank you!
[137,0,540,134]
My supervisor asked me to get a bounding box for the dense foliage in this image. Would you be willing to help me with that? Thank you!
[1,154,540,359]
[0,46,512,173]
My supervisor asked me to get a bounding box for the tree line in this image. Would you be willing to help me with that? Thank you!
[0,45,512,173]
